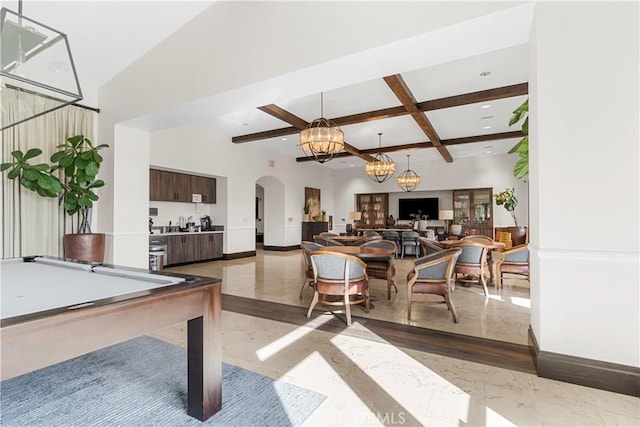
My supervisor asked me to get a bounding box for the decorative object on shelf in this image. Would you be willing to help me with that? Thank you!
[321,209,326,221]
[397,154,420,192]
[1,135,109,261]
[303,202,310,222]
[1,1,83,130]
[386,215,396,226]
[439,209,454,235]
[409,211,428,231]
[365,133,395,183]
[299,92,344,163]
[508,99,529,179]
[494,187,518,226]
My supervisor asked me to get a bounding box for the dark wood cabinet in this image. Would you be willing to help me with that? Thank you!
[302,222,328,241]
[453,188,493,238]
[149,169,216,204]
[166,232,223,265]
[356,193,388,228]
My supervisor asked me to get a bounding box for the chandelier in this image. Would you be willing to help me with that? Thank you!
[1,1,83,130]
[365,133,395,183]
[299,92,344,163]
[397,154,421,192]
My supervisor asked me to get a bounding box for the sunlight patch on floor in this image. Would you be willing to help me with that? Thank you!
[510,296,531,308]
[255,314,333,361]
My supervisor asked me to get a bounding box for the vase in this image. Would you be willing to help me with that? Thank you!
[63,233,106,263]
[449,224,462,236]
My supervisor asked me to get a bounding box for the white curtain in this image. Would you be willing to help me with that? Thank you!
[1,101,95,259]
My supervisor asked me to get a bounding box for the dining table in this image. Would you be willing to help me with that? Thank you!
[326,235,365,245]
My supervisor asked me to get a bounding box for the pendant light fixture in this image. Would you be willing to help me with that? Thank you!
[365,132,395,183]
[397,154,421,192]
[299,92,344,164]
[1,1,83,130]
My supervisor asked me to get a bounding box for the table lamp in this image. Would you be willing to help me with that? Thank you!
[439,210,454,235]
[347,211,362,234]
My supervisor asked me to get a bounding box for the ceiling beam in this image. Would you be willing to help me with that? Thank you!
[232,83,528,144]
[295,130,524,162]
[383,74,453,163]
[257,104,376,162]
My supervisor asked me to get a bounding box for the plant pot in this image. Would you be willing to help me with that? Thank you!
[449,224,462,236]
[303,214,310,222]
[418,220,428,231]
[63,233,106,263]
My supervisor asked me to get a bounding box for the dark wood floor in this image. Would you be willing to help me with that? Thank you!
[222,294,536,375]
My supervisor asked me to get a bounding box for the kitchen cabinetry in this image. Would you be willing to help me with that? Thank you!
[165,232,223,265]
[149,169,216,204]
[356,193,388,228]
[453,188,493,237]
[302,222,328,241]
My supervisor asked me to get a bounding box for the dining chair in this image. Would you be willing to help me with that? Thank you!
[381,231,401,257]
[491,244,530,289]
[361,230,380,237]
[319,232,339,238]
[299,241,324,299]
[407,247,462,322]
[359,239,398,299]
[400,231,420,258]
[313,236,345,246]
[462,234,493,244]
[453,240,491,296]
[352,234,382,246]
[307,251,370,326]
[418,237,445,256]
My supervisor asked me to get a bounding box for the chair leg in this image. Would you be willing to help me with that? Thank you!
[407,290,412,320]
[364,288,370,313]
[299,277,311,299]
[480,272,489,296]
[306,291,319,318]
[344,294,352,326]
[444,294,459,323]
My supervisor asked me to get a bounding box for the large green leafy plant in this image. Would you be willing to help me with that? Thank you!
[494,188,518,226]
[1,135,109,233]
[508,99,529,178]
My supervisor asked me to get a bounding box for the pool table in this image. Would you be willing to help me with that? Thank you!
[0,256,222,421]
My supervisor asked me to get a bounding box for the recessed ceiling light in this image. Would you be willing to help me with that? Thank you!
[485,150,492,154]
[349,164,355,167]
[482,104,492,109]
[481,115,494,120]
[483,125,492,129]
[281,137,287,141]
[480,71,491,77]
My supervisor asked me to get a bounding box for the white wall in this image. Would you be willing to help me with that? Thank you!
[530,2,639,367]
[332,153,528,233]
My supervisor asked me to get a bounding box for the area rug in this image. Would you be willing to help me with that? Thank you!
[1,336,326,426]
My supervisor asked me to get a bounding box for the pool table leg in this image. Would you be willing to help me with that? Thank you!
[187,285,222,421]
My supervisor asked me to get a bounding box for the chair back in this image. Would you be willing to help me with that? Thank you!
[462,234,493,244]
[401,231,419,241]
[310,251,367,282]
[413,248,462,280]
[418,237,445,255]
[313,236,344,246]
[319,232,339,238]
[382,231,400,241]
[503,244,530,263]
[456,241,489,265]
[361,230,380,237]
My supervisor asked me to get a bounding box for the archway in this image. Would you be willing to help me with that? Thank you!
[256,176,285,248]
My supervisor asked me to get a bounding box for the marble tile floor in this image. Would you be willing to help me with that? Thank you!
[152,248,640,426]
[167,247,532,345]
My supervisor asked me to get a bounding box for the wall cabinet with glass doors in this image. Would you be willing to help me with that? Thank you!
[356,193,388,228]
[453,188,493,237]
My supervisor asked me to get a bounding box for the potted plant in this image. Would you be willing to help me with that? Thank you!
[1,135,109,262]
[450,212,464,236]
[494,188,518,226]
[508,99,529,179]
[303,202,311,222]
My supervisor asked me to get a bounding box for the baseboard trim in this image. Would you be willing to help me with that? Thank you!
[262,245,300,252]
[223,251,256,260]
[529,327,640,397]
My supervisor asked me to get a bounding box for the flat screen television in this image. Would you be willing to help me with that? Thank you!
[398,198,439,220]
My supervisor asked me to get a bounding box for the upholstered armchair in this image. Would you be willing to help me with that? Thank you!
[492,244,530,289]
[314,236,345,246]
[407,248,462,322]
[360,239,398,299]
[418,237,445,256]
[300,241,324,299]
[307,251,370,326]
[453,241,491,296]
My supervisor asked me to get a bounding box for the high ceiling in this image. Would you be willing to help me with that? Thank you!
[4,1,531,170]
